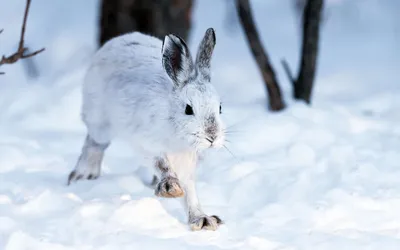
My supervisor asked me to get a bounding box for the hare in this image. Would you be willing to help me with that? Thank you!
[68,28,225,231]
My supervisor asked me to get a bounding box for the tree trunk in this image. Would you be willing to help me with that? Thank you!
[294,0,323,103]
[99,0,194,47]
[236,0,285,111]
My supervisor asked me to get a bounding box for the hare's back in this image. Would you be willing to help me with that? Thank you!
[84,31,169,104]
[82,32,172,136]
[93,32,164,73]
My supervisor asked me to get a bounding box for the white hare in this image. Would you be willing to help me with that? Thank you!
[68,28,226,231]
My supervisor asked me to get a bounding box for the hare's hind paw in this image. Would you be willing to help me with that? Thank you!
[155,176,184,198]
[189,215,223,231]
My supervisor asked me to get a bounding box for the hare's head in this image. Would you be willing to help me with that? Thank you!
[162,28,225,151]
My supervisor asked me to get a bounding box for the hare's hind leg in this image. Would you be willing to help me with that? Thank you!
[153,156,184,198]
[68,132,110,185]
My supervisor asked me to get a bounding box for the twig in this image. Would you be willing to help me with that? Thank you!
[0,29,3,74]
[0,0,45,74]
[281,58,296,87]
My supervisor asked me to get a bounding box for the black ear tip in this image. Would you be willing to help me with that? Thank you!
[162,35,174,51]
[206,28,216,44]
[168,34,177,39]
[166,34,188,49]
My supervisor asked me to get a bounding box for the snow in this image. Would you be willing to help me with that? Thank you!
[0,0,399,249]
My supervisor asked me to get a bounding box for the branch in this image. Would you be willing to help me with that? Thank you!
[236,0,285,111]
[0,0,45,74]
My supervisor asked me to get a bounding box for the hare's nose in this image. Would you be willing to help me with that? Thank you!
[205,125,217,138]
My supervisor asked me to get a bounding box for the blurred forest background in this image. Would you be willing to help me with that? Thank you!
[0,1,399,248]
[0,0,399,110]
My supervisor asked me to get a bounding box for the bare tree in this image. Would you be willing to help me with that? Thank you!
[283,0,324,104]
[0,0,45,75]
[99,0,194,47]
[236,0,285,111]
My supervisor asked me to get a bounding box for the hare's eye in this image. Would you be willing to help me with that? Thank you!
[185,104,194,115]
[219,104,222,114]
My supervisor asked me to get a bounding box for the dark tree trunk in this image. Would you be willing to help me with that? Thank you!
[236,0,285,111]
[99,0,119,47]
[99,0,194,47]
[294,0,323,103]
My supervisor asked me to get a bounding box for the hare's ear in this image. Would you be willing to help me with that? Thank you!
[195,28,216,82]
[162,34,194,88]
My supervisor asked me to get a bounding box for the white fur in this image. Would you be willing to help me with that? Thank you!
[82,32,224,154]
[71,29,225,230]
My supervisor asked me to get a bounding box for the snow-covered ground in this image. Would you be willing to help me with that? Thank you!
[1,0,399,249]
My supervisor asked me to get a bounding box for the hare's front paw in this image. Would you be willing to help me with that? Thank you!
[189,215,223,231]
[155,176,184,198]
[67,168,99,185]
